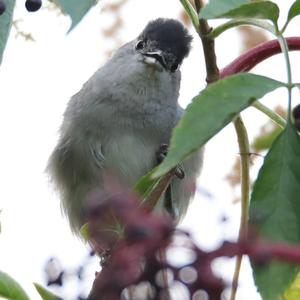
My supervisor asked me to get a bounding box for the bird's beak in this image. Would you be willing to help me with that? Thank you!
[142,50,167,70]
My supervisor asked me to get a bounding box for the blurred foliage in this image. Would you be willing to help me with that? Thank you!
[34,283,61,300]
[0,271,30,300]
[0,0,15,63]
[238,26,269,53]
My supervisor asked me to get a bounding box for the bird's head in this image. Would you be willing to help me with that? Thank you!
[135,18,193,73]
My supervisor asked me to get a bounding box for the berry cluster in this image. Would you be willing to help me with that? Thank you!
[44,252,95,300]
[0,0,42,15]
[81,191,300,300]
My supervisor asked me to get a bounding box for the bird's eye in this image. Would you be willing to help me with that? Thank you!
[170,63,179,72]
[135,40,145,50]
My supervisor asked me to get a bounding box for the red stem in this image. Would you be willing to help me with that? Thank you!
[209,239,300,265]
[251,241,300,264]
[220,37,300,78]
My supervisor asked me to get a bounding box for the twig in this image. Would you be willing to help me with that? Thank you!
[146,169,176,209]
[194,0,220,83]
[231,117,251,300]
[252,101,286,129]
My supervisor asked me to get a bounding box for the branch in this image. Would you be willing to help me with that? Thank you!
[252,101,286,128]
[211,239,300,265]
[231,117,251,300]
[195,0,220,83]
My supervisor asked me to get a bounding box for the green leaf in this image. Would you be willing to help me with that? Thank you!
[200,0,279,25]
[56,0,98,32]
[199,0,249,17]
[0,271,30,300]
[79,223,90,241]
[34,283,61,300]
[284,272,300,300]
[249,122,300,300]
[0,0,16,64]
[134,168,160,200]
[286,0,300,26]
[153,73,284,178]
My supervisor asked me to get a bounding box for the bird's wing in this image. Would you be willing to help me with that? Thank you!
[47,74,111,231]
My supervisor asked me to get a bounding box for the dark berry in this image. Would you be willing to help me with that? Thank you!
[293,104,300,120]
[25,0,42,12]
[295,119,300,132]
[0,1,6,15]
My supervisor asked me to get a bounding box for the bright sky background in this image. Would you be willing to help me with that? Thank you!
[0,0,300,299]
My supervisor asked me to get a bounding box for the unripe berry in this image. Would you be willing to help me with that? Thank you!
[0,1,6,15]
[25,0,42,12]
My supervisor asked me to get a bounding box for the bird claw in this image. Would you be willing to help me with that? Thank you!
[174,164,185,179]
[156,143,169,163]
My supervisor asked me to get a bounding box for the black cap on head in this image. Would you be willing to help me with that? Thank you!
[139,18,193,65]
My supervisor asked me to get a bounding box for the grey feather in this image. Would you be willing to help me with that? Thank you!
[47,19,203,233]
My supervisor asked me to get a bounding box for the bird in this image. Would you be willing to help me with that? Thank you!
[47,18,204,235]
